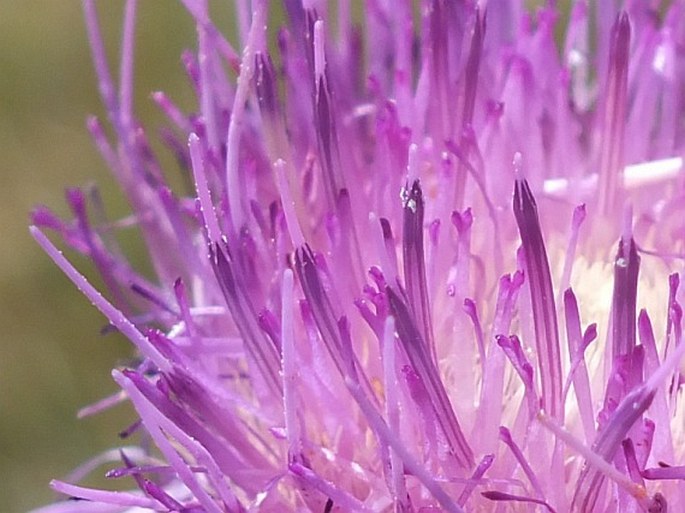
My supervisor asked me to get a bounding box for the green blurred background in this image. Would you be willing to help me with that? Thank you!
[0,2,202,510]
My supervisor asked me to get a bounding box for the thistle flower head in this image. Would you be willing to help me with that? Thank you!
[31,1,685,512]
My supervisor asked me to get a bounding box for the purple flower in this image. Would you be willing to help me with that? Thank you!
[30,1,685,512]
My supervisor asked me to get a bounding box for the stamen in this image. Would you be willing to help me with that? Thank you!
[381,316,410,511]
[313,20,326,82]
[513,179,563,420]
[387,286,474,469]
[50,480,163,509]
[402,179,436,362]
[31,227,170,372]
[563,288,597,444]
[559,204,586,299]
[210,242,282,396]
[454,9,485,208]
[179,0,241,70]
[294,245,357,379]
[463,298,486,368]
[255,52,279,117]
[82,0,121,134]
[569,383,655,511]
[476,272,524,453]
[225,0,267,230]
[610,235,640,360]
[481,490,557,512]
[597,12,630,215]
[114,370,241,512]
[141,478,186,511]
[77,390,128,419]
[152,92,192,134]
[118,0,137,135]
[86,116,121,176]
[622,438,645,486]
[537,410,646,502]
[639,310,674,462]
[497,335,538,416]
[499,427,545,499]
[457,453,495,506]
[451,208,473,301]
[281,269,302,460]
[643,465,685,481]
[342,375,467,513]
[274,159,306,247]
[310,16,345,209]
[289,462,373,513]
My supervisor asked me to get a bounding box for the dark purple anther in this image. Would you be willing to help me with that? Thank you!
[294,245,356,378]
[513,179,562,419]
[611,236,640,359]
[255,52,279,117]
[403,180,436,363]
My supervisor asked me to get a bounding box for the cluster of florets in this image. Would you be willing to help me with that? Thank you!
[32,1,685,512]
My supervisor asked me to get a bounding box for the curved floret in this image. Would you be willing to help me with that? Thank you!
[31,1,685,512]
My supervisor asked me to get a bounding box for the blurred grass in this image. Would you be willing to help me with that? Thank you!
[0,2,201,510]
